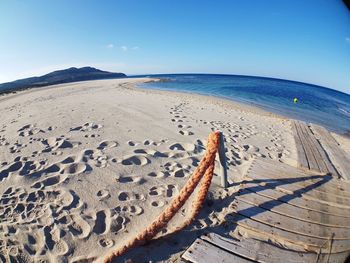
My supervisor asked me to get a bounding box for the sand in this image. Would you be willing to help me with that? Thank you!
[0,77,338,262]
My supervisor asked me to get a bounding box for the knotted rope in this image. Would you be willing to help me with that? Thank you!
[104,131,221,262]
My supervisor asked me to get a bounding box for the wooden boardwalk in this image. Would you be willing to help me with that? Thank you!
[291,120,350,180]
[291,120,338,176]
[181,158,350,262]
[181,121,350,262]
[310,124,350,180]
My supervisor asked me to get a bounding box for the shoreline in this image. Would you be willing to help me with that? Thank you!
[1,75,349,137]
[137,79,288,119]
[1,77,349,139]
[0,77,349,262]
[137,78,350,138]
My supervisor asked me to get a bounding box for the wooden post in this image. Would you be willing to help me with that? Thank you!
[218,132,228,188]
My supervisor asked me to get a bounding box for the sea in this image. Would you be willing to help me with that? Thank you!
[137,74,350,135]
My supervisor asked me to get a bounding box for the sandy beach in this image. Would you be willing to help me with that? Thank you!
[0,78,349,262]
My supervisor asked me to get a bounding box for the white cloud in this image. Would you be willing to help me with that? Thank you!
[345,37,350,43]
[119,46,139,52]
[107,44,114,48]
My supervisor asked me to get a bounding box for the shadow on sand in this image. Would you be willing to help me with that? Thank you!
[112,172,332,262]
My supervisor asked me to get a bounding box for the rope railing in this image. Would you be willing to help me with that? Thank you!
[103,131,223,262]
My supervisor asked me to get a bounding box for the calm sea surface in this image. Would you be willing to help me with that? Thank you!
[138,74,350,134]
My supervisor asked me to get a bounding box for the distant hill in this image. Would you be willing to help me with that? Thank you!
[0,67,126,94]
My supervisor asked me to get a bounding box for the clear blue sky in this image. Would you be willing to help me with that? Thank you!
[1,0,350,93]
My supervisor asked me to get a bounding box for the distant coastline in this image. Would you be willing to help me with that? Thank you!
[0,66,126,95]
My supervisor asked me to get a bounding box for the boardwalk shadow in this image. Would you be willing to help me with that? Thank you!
[228,173,332,221]
[113,172,331,262]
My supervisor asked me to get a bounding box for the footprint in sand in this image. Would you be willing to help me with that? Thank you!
[113,205,144,216]
[92,210,111,235]
[18,124,45,137]
[43,225,69,255]
[142,139,162,146]
[97,140,118,150]
[171,118,183,123]
[242,144,259,153]
[118,191,145,201]
[31,174,67,189]
[98,238,114,248]
[61,162,88,175]
[121,155,150,166]
[41,137,77,153]
[109,215,129,234]
[0,161,23,181]
[179,130,194,136]
[147,171,169,178]
[9,142,26,154]
[169,143,195,151]
[69,214,92,239]
[70,122,102,132]
[173,168,190,178]
[151,200,165,208]
[127,140,138,146]
[163,161,192,176]
[84,133,100,138]
[148,185,177,198]
[96,189,110,201]
[116,175,146,185]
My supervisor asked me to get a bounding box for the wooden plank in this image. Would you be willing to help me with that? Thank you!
[303,124,340,176]
[241,184,350,218]
[182,238,253,263]
[201,232,317,263]
[311,124,350,180]
[251,157,350,193]
[294,121,318,171]
[236,188,350,227]
[227,213,350,253]
[248,170,350,208]
[250,158,350,198]
[295,121,319,171]
[233,198,350,240]
[247,160,350,207]
[299,122,329,174]
[291,121,309,169]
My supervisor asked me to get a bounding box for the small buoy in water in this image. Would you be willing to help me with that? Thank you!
[293,98,298,104]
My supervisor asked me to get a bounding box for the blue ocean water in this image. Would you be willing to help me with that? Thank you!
[139,74,350,134]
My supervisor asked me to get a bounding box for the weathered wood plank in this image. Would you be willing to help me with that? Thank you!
[201,232,317,263]
[299,122,329,174]
[236,188,350,227]
[247,160,350,207]
[218,132,228,188]
[228,213,350,253]
[303,123,339,176]
[311,124,350,180]
[251,157,350,192]
[249,158,350,198]
[292,120,341,176]
[241,184,350,218]
[233,198,350,239]
[294,121,319,171]
[182,238,253,263]
[291,121,309,169]
[248,171,350,208]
